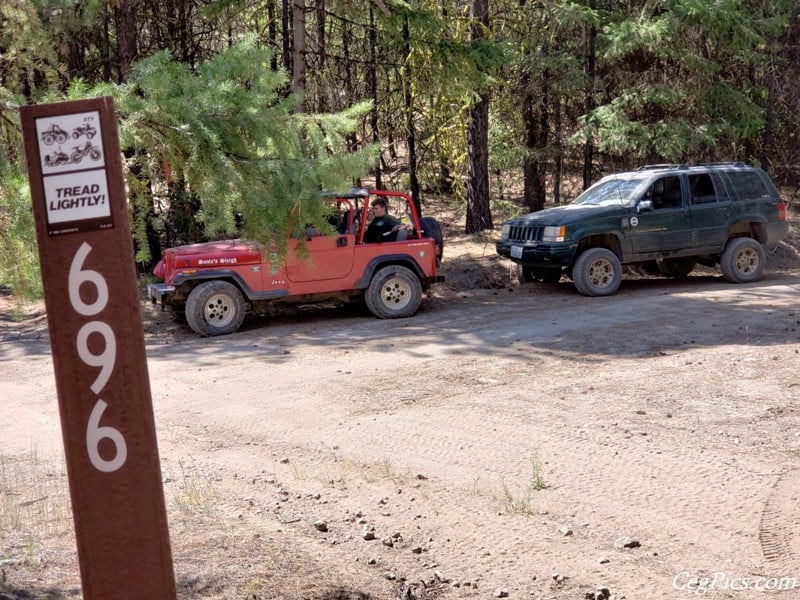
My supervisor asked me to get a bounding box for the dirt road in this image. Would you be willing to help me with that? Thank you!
[4,270,800,599]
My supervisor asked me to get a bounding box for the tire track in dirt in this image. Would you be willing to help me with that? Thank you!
[319,354,776,596]
[760,469,800,577]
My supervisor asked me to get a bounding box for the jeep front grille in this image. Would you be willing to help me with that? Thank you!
[507,224,542,243]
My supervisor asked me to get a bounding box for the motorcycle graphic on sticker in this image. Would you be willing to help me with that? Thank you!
[70,142,102,164]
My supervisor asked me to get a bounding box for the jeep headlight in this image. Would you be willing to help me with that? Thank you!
[541,225,566,242]
[501,224,511,239]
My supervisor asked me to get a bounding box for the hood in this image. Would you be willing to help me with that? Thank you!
[511,203,626,225]
[162,239,262,269]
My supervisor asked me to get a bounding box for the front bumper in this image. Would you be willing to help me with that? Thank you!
[147,283,175,308]
[495,240,576,268]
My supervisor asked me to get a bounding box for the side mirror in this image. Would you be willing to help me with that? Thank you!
[638,199,654,213]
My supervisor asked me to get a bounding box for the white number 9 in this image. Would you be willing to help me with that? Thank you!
[87,400,127,472]
[69,242,109,316]
[77,321,116,394]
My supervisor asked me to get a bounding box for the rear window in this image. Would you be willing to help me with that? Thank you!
[689,174,717,205]
[725,171,771,200]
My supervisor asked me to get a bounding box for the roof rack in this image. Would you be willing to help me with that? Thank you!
[637,164,687,171]
[694,161,748,168]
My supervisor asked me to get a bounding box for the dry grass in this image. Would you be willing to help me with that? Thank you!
[0,450,402,599]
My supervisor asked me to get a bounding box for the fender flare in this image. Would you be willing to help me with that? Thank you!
[173,270,288,301]
[354,255,426,289]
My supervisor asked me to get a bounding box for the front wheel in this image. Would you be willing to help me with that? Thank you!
[572,247,622,296]
[185,281,246,336]
[365,265,422,319]
[720,237,765,283]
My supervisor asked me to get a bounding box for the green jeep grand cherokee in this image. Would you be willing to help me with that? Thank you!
[496,163,789,296]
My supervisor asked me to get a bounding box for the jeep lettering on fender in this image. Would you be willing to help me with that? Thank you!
[496,163,789,296]
[148,189,444,336]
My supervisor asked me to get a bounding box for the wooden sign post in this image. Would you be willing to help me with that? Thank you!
[20,98,176,599]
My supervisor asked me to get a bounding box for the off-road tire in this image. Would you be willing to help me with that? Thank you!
[420,217,444,262]
[656,257,696,278]
[572,247,622,296]
[365,265,422,319]
[720,237,765,283]
[186,281,246,336]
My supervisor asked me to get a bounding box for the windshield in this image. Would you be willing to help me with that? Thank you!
[572,178,644,207]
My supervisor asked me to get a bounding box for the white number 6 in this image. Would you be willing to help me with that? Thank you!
[69,242,109,316]
[87,400,127,472]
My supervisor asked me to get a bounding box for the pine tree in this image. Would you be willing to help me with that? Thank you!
[114,40,377,258]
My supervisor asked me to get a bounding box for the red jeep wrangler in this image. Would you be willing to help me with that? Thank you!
[148,188,444,336]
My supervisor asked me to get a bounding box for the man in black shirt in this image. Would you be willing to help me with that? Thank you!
[364,198,409,243]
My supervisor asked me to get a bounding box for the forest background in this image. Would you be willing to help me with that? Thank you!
[1,0,799,300]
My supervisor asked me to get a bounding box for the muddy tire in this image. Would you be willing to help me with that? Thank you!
[365,265,422,319]
[572,247,622,296]
[186,281,246,336]
[720,237,765,283]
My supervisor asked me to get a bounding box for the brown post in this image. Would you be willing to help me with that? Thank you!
[20,97,176,599]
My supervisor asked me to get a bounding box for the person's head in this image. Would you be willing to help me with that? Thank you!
[371,198,388,216]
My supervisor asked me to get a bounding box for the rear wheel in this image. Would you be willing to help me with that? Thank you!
[365,265,422,319]
[572,247,622,296]
[720,237,765,283]
[186,281,246,336]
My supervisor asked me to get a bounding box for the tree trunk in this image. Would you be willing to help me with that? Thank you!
[268,0,278,71]
[553,99,562,204]
[112,0,137,83]
[282,0,292,75]
[315,0,326,112]
[521,72,546,213]
[465,0,492,233]
[369,4,382,189]
[466,94,492,232]
[582,0,597,190]
[761,65,776,172]
[292,0,306,111]
[402,14,421,214]
[102,1,112,81]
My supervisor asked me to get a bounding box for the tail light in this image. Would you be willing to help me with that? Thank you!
[778,200,787,221]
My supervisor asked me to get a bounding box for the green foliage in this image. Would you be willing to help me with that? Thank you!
[567,0,793,163]
[0,159,42,300]
[0,0,798,293]
[0,0,63,101]
[115,40,377,258]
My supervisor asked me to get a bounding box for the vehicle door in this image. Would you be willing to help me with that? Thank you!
[685,172,731,251]
[285,201,357,283]
[629,175,692,255]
